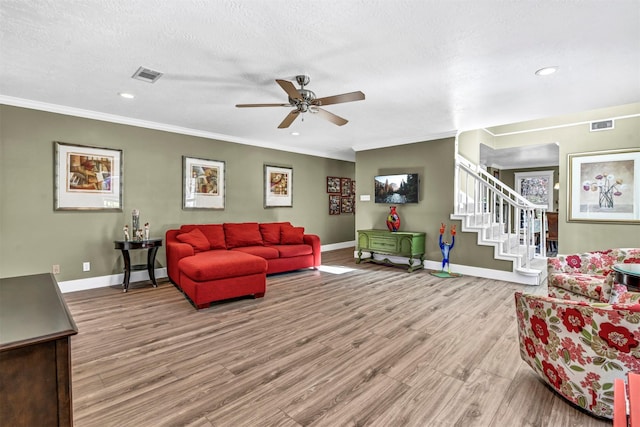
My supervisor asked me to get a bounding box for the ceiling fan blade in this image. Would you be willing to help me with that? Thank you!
[236,103,290,108]
[313,91,365,106]
[315,108,348,126]
[276,79,302,100]
[278,110,300,128]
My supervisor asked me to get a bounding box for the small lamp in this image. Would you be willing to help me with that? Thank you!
[553,182,560,190]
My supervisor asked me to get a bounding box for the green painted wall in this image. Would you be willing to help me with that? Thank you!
[2,102,637,282]
[355,138,511,271]
[0,106,355,281]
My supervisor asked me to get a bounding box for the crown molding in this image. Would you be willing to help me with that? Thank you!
[0,95,356,162]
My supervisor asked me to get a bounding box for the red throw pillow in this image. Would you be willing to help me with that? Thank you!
[224,223,264,248]
[260,222,291,245]
[176,228,210,252]
[281,226,304,245]
[198,224,227,250]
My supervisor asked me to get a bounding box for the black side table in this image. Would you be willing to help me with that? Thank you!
[613,263,640,292]
[114,238,163,292]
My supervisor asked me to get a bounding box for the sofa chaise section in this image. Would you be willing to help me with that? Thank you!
[166,222,320,309]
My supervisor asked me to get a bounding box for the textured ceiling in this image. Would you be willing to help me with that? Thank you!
[480,143,560,170]
[1,0,639,162]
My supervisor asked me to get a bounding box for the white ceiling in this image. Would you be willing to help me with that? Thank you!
[480,143,560,170]
[1,1,639,162]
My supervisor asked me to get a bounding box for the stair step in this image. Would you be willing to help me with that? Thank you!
[516,267,542,276]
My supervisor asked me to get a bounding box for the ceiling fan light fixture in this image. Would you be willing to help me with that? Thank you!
[535,66,558,76]
[118,92,135,99]
[237,75,364,128]
[291,132,300,136]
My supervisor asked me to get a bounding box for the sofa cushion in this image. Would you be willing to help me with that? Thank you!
[548,272,608,302]
[181,224,226,249]
[232,246,280,260]
[178,250,267,281]
[273,244,313,258]
[259,222,291,245]
[281,226,304,245]
[224,222,264,248]
[176,228,210,253]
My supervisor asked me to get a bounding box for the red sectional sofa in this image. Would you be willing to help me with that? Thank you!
[166,222,321,309]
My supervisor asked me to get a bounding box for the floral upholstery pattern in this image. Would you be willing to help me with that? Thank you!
[548,248,640,303]
[515,292,640,419]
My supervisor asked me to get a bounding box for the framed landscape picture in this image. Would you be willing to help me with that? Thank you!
[183,156,225,209]
[568,148,639,223]
[265,164,292,207]
[54,141,122,211]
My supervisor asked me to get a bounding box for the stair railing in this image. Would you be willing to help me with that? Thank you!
[455,155,548,270]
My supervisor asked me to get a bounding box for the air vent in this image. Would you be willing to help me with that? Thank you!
[131,66,163,83]
[590,119,614,132]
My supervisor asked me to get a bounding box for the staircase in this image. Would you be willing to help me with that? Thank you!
[452,155,548,285]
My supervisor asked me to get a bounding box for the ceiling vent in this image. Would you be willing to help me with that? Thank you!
[590,119,614,132]
[131,66,163,83]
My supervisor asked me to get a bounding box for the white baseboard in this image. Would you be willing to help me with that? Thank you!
[58,268,168,293]
[59,240,538,293]
[352,251,540,286]
[58,242,357,293]
[321,240,356,252]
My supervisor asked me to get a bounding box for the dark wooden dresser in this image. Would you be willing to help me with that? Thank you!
[0,273,78,426]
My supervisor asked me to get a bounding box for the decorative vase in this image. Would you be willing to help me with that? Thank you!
[132,209,140,240]
[386,206,401,232]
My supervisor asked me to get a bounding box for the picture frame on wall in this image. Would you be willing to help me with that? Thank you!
[327,176,341,193]
[341,178,351,196]
[341,196,354,214]
[329,194,341,215]
[568,148,639,223]
[54,141,123,211]
[183,156,225,210]
[264,164,293,208]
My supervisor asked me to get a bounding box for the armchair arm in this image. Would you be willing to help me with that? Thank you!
[165,229,195,284]
[515,292,640,419]
[303,234,321,267]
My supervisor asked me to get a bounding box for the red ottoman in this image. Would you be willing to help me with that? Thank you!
[178,250,267,309]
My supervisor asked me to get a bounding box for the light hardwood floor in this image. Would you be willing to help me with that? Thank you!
[64,249,611,427]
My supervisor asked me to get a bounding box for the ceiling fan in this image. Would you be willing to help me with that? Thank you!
[235,75,365,128]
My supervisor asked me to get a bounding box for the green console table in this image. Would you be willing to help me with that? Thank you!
[356,229,426,272]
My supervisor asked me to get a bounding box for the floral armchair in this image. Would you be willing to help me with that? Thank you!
[547,248,640,303]
[515,292,640,419]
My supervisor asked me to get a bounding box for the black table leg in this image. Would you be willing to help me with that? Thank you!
[147,246,159,287]
[121,249,131,292]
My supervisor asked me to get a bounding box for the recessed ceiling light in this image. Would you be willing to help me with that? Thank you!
[118,92,135,99]
[535,66,558,76]
[291,132,300,136]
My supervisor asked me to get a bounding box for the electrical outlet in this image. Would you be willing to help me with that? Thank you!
[52,264,60,274]
[83,262,90,272]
